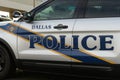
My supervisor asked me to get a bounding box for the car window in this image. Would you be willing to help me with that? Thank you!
[34,0,78,21]
[85,0,120,18]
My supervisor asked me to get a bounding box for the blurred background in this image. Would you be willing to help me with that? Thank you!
[0,0,47,21]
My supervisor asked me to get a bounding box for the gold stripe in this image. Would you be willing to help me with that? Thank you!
[10,23,70,46]
[11,23,114,63]
[51,50,82,62]
[10,23,82,62]
[80,49,115,64]
[5,23,114,64]
[35,43,82,62]
[0,27,82,62]
[0,28,17,36]
[10,23,45,37]
[0,28,29,42]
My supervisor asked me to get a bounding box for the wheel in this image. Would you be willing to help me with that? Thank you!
[0,45,15,79]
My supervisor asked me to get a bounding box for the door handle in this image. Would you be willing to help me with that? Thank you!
[54,24,68,29]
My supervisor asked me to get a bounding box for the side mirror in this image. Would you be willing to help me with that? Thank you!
[23,12,33,23]
[13,11,23,18]
[13,11,33,23]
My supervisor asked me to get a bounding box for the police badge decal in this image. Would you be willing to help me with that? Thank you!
[8,25,17,32]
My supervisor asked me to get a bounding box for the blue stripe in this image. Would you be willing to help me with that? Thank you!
[0,24,18,34]
[0,23,109,64]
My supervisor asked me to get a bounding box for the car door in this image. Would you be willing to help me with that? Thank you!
[72,0,120,74]
[17,0,80,72]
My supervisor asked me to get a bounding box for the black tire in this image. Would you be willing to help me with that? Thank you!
[0,45,16,80]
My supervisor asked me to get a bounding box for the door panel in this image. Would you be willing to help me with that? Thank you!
[17,0,83,73]
[72,18,120,65]
[72,0,120,65]
[18,19,75,62]
[17,0,81,64]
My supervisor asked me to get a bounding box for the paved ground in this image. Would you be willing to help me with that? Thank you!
[5,71,120,80]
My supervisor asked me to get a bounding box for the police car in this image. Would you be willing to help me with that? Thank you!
[0,0,120,79]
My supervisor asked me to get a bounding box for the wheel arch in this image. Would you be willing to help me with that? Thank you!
[0,38,17,67]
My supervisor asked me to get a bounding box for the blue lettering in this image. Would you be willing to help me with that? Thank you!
[29,35,41,48]
[43,35,58,49]
[72,35,79,49]
[82,35,97,50]
[59,36,71,50]
[29,35,114,51]
[99,35,114,50]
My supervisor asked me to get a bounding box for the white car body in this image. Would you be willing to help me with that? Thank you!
[0,0,120,79]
